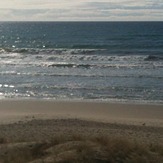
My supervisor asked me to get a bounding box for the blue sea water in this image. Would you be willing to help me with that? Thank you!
[0,22,163,103]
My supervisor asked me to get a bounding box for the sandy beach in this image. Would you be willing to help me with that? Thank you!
[0,100,163,162]
[0,100,163,140]
[0,99,163,125]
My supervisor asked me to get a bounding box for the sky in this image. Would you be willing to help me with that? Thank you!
[0,0,163,21]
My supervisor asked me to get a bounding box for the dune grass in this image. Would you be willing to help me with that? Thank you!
[0,135,162,163]
[0,137,8,144]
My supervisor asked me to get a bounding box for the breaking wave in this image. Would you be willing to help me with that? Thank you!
[144,55,163,61]
[0,48,102,55]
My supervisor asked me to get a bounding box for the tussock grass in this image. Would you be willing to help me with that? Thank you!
[0,135,162,163]
[0,137,8,144]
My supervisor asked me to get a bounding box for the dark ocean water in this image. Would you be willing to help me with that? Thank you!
[0,22,163,103]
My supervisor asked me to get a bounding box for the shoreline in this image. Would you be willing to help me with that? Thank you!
[1,98,163,105]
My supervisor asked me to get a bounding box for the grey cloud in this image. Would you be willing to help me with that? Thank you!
[83,1,163,10]
[10,9,47,16]
[0,0,163,21]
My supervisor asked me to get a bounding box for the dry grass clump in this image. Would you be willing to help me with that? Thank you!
[0,135,162,163]
[0,137,8,144]
[0,142,48,163]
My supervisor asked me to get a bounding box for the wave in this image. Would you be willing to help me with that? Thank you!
[0,71,162,79]
[47,63,92,69]
[0,47,101,55]
[0,47,163,71]
[44,62,163,69]
[0,48,33,54]
[0,60,162,69]
[14,85,162,97]
[144,55,163,61]
[70,44,109,49]
[1,47,163,63]
[41,54,163,63]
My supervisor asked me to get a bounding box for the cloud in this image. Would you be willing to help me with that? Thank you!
[81,1,163,10]
[0,0,162,21]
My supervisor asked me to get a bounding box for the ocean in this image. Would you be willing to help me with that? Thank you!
[0,22,163,103]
